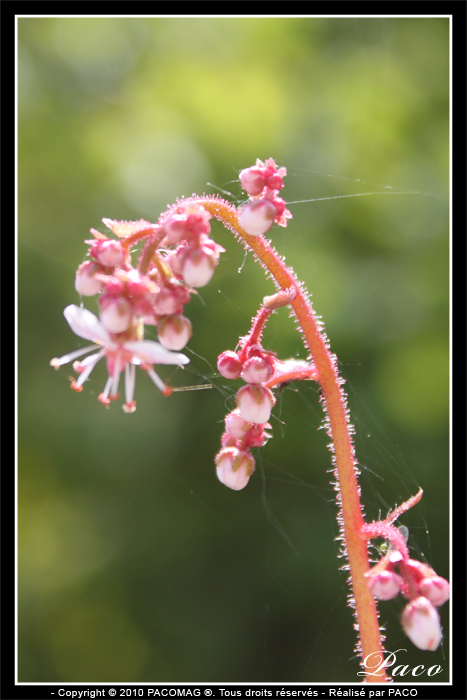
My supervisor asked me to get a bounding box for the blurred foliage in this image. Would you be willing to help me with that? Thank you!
[18,17,449,683]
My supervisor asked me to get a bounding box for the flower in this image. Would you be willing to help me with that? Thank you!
[239,159,287,196]
[50,305,189,411]
[236,384,276,423]
[180,244,218,288]
[419,576,450,607]
[238,199,277,237]
[217,350,243,379]
[157,314,193,351]
[90,239,125,267]
[215,447,255,491]
[241,355,274,384]
[99,295,132,334]
[225,409,253,440]
[75,261,104,296]
[401,596,442,651]
[368,570,403,601]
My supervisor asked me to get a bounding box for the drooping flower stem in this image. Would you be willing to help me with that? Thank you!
[53,160,447,676]
[200,196,387,681]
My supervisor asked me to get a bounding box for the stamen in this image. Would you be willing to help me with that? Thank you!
[100,375,113,401]
[74,350,106,388]
[147,367,170,394]
[50,344,99,368]
[124,363,136,406]
[111,366,121,398]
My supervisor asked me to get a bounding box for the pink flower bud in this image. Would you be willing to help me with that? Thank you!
[271,196,286,218]
[217,351,243,379]
[182,247,216,288]
[238,199,277,237]
[225,409,252,439]
[215,447,255,491]
[154,288,186,316]
[243,422,272,448]
[241,356,274,384]
[401,597,442,651]
[236,384,276,424]
[368,570,403,601]
[158,314,192,350]
[75,261,104,296]
[91,240,125,267]
[125,269,158,299]
[265,173,284,190]
[419,576,450,607]
[239,167,267,196]
[163,215,190,244]
[221,433,239,449]
[99,296,132,334]
[187,208,211,236]
[162,203,211,243]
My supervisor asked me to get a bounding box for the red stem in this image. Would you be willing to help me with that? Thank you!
[237,307,272,362]
[199,197,387,682]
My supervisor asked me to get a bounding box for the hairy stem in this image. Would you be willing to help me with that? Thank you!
[201,197,386,682]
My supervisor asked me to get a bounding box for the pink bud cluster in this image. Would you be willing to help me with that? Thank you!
[75,205,224,353]
[55,204,225,410]
[215,342,276,491]
[238,158,292,236]
[366,546,449,651]
[160,203,225,289]
[214,293,319,491]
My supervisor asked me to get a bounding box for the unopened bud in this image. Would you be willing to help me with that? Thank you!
[154,288,185,316]
[217,351,243,379]
[215,447,255,491]
[239,167,267,196]
[182,247,216,288]
[225,409,252,439]
[401,597,442,651]
[221,433,239,449]
[92,240,125,267]
[241,356,274,384]
[163,215,190,244]
[99,296,132,334]
[419,576,450,607]
[265,172,285,190]
[236,384,276,424]
[75,261,104,296]
[158,314,192,351]
[368,570,403,601]
[238,199,277,237]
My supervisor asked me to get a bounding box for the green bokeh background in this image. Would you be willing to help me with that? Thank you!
[18,17,449,683]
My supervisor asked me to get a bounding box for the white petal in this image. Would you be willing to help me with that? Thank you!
[64,305,111,344]
[124,340,189,366]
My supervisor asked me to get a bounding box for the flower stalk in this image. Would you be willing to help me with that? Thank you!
[51,158,448,681]
[200,195,386,680]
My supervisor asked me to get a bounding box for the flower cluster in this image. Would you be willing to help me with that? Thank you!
[215,336,276,492]
[51,204,224,411]
[238,158,292,236]
[364,516,449,651]
[215,299,318,490]
[50,157,449,671]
